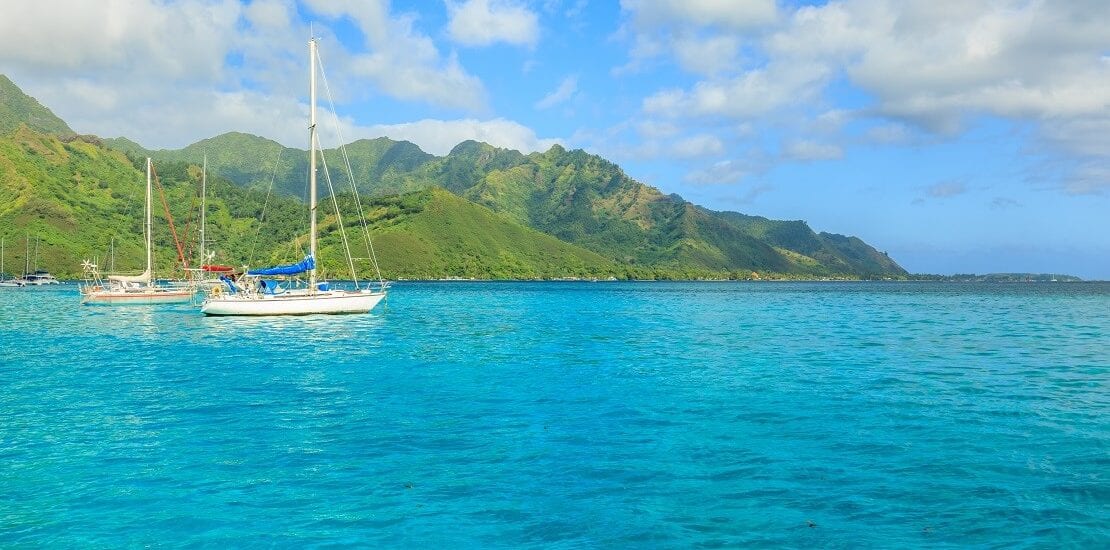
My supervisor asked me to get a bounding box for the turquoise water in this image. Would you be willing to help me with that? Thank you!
[1,281,1107,547]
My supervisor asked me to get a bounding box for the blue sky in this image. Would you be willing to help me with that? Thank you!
[1,1,1108,278]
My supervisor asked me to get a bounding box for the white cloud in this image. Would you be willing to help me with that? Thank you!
[622,0,778,31]
[684,151,774,186]
[625,0,1110,194]
[307,0,487,110]
[0,0,240,80]
[685,159,749,185]
[446,0,540,48]
[535,75,578,109]
[643,61,831,119]
[782,140,842,161]
[673,134,724,159]
[672,33,740,76]
[362,118,560,156]
[0,0,495,149]
[615,1,772,75]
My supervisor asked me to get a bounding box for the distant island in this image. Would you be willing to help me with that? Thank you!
[910,273,1084,282]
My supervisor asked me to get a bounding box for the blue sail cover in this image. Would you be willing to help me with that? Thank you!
[248,255,315,276]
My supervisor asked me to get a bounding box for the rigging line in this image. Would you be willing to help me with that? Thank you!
[180,175,200,268]
[316,49,385,286]
[150,162,187,270]
[317,134,359,286]
[248,146,285,266]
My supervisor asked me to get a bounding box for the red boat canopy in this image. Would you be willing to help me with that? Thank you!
[202,265,235,272]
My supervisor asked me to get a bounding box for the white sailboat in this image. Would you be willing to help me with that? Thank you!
[201,37,386,316]
[0,238,25,287]
[80,158,195,305]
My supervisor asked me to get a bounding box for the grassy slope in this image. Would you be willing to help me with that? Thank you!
[316,188,617,280]
[0,75,74,136]
[712,210,907,276]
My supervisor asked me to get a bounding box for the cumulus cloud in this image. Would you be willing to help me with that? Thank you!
[307,0,486,110]
[446,0,540,48]
[615,0,774,75]
[622,0,777,31]
[1038,115,1110,195]
[535,75,578,109]
[0,0,240,80]
[622,0,1110,194]
[0,0,494,148]
[671,33,741,76]
[643,61,831,119]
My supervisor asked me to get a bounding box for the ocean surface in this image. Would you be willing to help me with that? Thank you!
[1,281,1107,547]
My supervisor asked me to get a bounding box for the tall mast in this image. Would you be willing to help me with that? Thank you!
[2,238,5,277]
[200,154,207,268]
[308,36,318,291]
[146,157,153,284]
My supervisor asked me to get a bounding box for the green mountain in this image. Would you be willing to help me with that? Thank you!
[710,210,904,276]
[0,127,622,280]
[0,75,74,136]
[116,131,905,277]
[3,74,907,279]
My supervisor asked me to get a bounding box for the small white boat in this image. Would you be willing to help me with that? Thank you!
[21,271,61,285]
[81,158,195,305]
[202,37,386,316]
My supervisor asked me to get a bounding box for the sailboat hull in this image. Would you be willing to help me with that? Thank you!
[201,289,385,316]
[82,288,195,305]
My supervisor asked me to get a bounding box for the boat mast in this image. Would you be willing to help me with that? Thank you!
[309,36,318,292]
[146,157,153,285]
[200,154,207,268]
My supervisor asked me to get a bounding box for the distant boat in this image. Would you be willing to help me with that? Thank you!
[14,234,59,285]
[80,158,195,305]
[201,37,386,316]
[184,154,236,292]
[0,238,25,287]
[20,271,60,285]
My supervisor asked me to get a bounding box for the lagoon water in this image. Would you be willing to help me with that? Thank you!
[1,281,1107,547]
